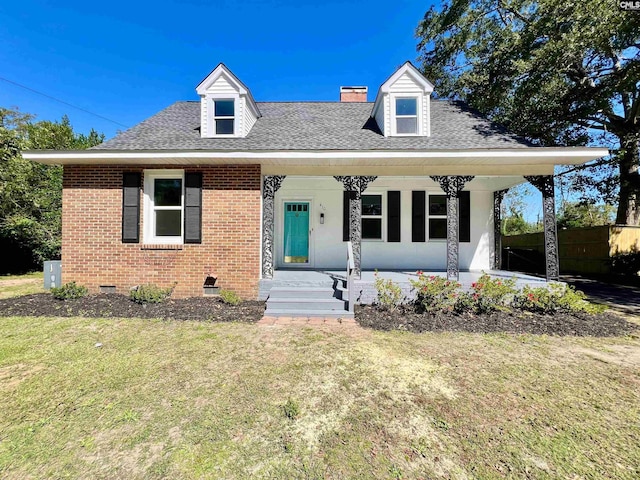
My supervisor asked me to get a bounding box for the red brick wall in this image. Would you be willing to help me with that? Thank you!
[62,164,262,299]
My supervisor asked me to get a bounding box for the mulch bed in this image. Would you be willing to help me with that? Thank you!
[0,293,265,323]
[356,305,638,337]
[1,293,637,336]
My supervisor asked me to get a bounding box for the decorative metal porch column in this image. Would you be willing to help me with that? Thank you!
[493,189,509,269]
[333,176,377,278]
[262,175,286,279]
[524,175,559,281]
[430,176,474,280]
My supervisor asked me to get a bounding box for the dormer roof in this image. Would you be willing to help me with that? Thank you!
[195,63,261,117]
[371,61,434,116]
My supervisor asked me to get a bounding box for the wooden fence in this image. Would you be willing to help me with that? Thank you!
[502,225,640,275]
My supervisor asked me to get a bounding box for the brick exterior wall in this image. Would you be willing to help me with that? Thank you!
[62,164,262,299]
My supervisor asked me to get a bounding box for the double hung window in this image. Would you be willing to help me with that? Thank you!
[213,99,235,135]
[362,194,383,240]
[395,98,418,135]
[144,170,184,244]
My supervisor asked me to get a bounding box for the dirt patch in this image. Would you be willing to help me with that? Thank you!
[356,306,637,337]
[0,293,265,322]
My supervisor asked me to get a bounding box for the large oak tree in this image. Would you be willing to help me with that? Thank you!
[417,0,640,224]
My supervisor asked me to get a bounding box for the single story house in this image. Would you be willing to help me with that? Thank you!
[25,62,608,311]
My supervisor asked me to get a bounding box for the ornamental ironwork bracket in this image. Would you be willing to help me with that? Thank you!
[430,175,475,198]
[525,175,559,280]
[430,176,475,280]
[262,175,287,279]
[493,189,509,270]
[333,176,378,278]
[333,176,378,198]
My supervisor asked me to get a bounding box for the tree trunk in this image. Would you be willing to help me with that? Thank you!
[615,135,640,225]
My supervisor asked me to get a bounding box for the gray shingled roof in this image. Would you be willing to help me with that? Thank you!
[94,101,534,151]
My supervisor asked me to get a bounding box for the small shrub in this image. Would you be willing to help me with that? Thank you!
[467,273,518,313]
[219,289,241,305]
[513,283,605,314]
[129,283,173,304]
[609,251,640,276]
[373,270,405,310]
[51,281,88,300]
[282,398,300,420]
[410,272,461,314]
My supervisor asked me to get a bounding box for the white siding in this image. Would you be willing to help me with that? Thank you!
[387,72,424,93]
[273,177,492,271]
[205,75,239,94]
[243,98,258,135]
[383,95,390,136]
[200,98,208,137]
[374,97,385,135]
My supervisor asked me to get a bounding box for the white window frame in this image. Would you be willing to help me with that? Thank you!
[361,193,384,241]
[428,194,447,241]
[143,169,185,244]
[207,94,239,137]
[391,94,421,136]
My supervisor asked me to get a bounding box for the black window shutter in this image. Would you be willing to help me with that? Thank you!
[184,172,203,244]
[412,191,426,242]
[122,172,141,243]
[387,191,401,242]
[459,191,470,243]
[343,190,356,242]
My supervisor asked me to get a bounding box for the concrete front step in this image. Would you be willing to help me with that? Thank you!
[262,309,354,319]
[268,286,337,299]
[266,297,347,311]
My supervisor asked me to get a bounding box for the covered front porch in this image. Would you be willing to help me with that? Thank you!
[258,268,548,303]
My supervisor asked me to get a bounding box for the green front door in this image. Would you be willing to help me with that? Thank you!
[284,202,310,264]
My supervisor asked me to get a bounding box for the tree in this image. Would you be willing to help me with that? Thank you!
[0,108,104,273]
[556,201,615,229]
[417,0,640,223]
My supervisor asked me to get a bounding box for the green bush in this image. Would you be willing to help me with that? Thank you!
[513,283,605,315]
[609,251,640,276]
[373,270,405,310]
[282,398,300,420]
[410,272,461,314]
[467,273,518,313]
[129,283,173,304]
[51,281,88,300]
[219,289,241,305]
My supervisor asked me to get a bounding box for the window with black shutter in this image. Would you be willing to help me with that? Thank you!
[122,172,141,243]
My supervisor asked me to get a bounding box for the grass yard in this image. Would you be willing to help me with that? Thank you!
[0,314,639,479]
[0,272,44,299]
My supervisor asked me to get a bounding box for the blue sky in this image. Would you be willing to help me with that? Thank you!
[0,0,438,139]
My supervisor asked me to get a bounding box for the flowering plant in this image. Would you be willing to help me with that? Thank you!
[410,272,461,314]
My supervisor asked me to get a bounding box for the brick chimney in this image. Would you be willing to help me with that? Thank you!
[340,86,368,102]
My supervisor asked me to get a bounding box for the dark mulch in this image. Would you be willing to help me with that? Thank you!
[0,293,265,323]
[356,305,638,337]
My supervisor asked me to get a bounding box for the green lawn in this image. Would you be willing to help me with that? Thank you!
[0,272,44,299]
[0,314,638,479]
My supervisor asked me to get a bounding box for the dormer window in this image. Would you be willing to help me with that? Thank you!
[196,63,261,138]
[214,99,235,135]
[395,98,418,135]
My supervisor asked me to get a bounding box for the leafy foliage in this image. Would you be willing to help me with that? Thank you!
[513,283,605,314]
[0,107,104,273]
[129,283,174,304]
[219,289,241,305]
[410,272,461,314]
[373,270,406,311]
[417,0,640,224]
[281,398,300,420]
[609,249,640,276]
[556,201,615,229]
[466,273,518,313]
[50,281,88,300]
